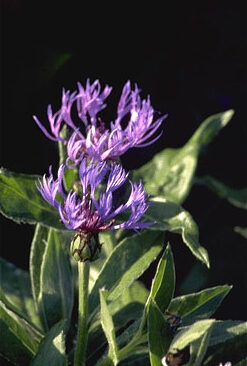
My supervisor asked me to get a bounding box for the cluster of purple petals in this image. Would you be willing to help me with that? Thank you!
[37,159,152,233]
[33,79,167,164]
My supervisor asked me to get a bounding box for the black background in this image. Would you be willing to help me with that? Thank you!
[1,0,246,321]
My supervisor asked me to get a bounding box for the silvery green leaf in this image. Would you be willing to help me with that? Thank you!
[195,175,247,210]
[89,230,163,316]
[134,110,234,204]
[30,320,67,366]
[0,257,42,330]
[0,299,43,365]
[0,168,62,229]
[38,229,73,330]
[168,285,232,325]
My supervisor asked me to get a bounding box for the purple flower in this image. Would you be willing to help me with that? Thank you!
[33,79,167,164]
[37,159,152,233]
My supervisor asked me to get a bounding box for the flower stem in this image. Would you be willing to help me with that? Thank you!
[74,260,90,366]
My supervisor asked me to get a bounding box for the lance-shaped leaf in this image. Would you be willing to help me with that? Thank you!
[0,168,62,229]
[88,281,148,364]
[195,175,247,210]
[147,243,175,312]
[144,197,209,267]
[203,320,247,365]
[100,289,119,365]
[38,229,73,330]
[188,328,212,366]
[0,257,42,329]
[124,245,175,353]
[30,224,49,310]
[0,300,43,365]
[89,230,163,315]
[148,299,173,366]
[169,319,215,353]
[30,320,67,366]
[133,110,234,204]
[168,285,232,326]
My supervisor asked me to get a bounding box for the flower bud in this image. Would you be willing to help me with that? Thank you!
[70,233,101,262]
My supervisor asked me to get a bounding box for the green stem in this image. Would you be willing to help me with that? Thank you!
[74,261,90,366]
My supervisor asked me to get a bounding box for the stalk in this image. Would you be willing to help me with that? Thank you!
[74,261,90,366]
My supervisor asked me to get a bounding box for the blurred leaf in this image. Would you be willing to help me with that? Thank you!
[203,320,247,365]
[233,358,247,366]
[145,197,210,267]
[30,224,49,311]
[89,230,163,315]
[0,168,62,229]
[179,262,209,294]
[30,320,67,366]
[100,289,119,365]
[148,243,175,312]
[0,257,42,330]
[195,175,247,210]
[134,110,234,203]
[50,53,71,75]
[38,229,73,330]
[168,285,232,326]
[234,226,247,239]
[0,300,43,365]
[148,300,173,366]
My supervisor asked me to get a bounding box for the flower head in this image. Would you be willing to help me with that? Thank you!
[33,79,167,164]
[37,159,152,234]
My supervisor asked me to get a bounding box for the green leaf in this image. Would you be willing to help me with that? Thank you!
[38,229,73,330]
[134,110,234,204]
[30,224,49,310]
[125,244,175,346]
[148,243,175,312]
[145,197,210,267]
[30,320,67,366]
[87,231,118,293]
[90,281,148,333]
[148,300,173,366]
[88,282,148,365]
[0,300,43,365]
[100,290,119,365]
[179,262,209,294]
[203,320,247,365]
[170,319,215,351]
[0,257,42,330]
[168,285,232,326]
[188,328,212,366]
[208,320,247,348]
[118,351,149,366]
[99,231,118,258]
[0,168,62,229]
[89,230,163,315]
[195,175,247,210]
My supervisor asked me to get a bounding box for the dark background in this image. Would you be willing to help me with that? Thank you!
[1,1,246,321]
